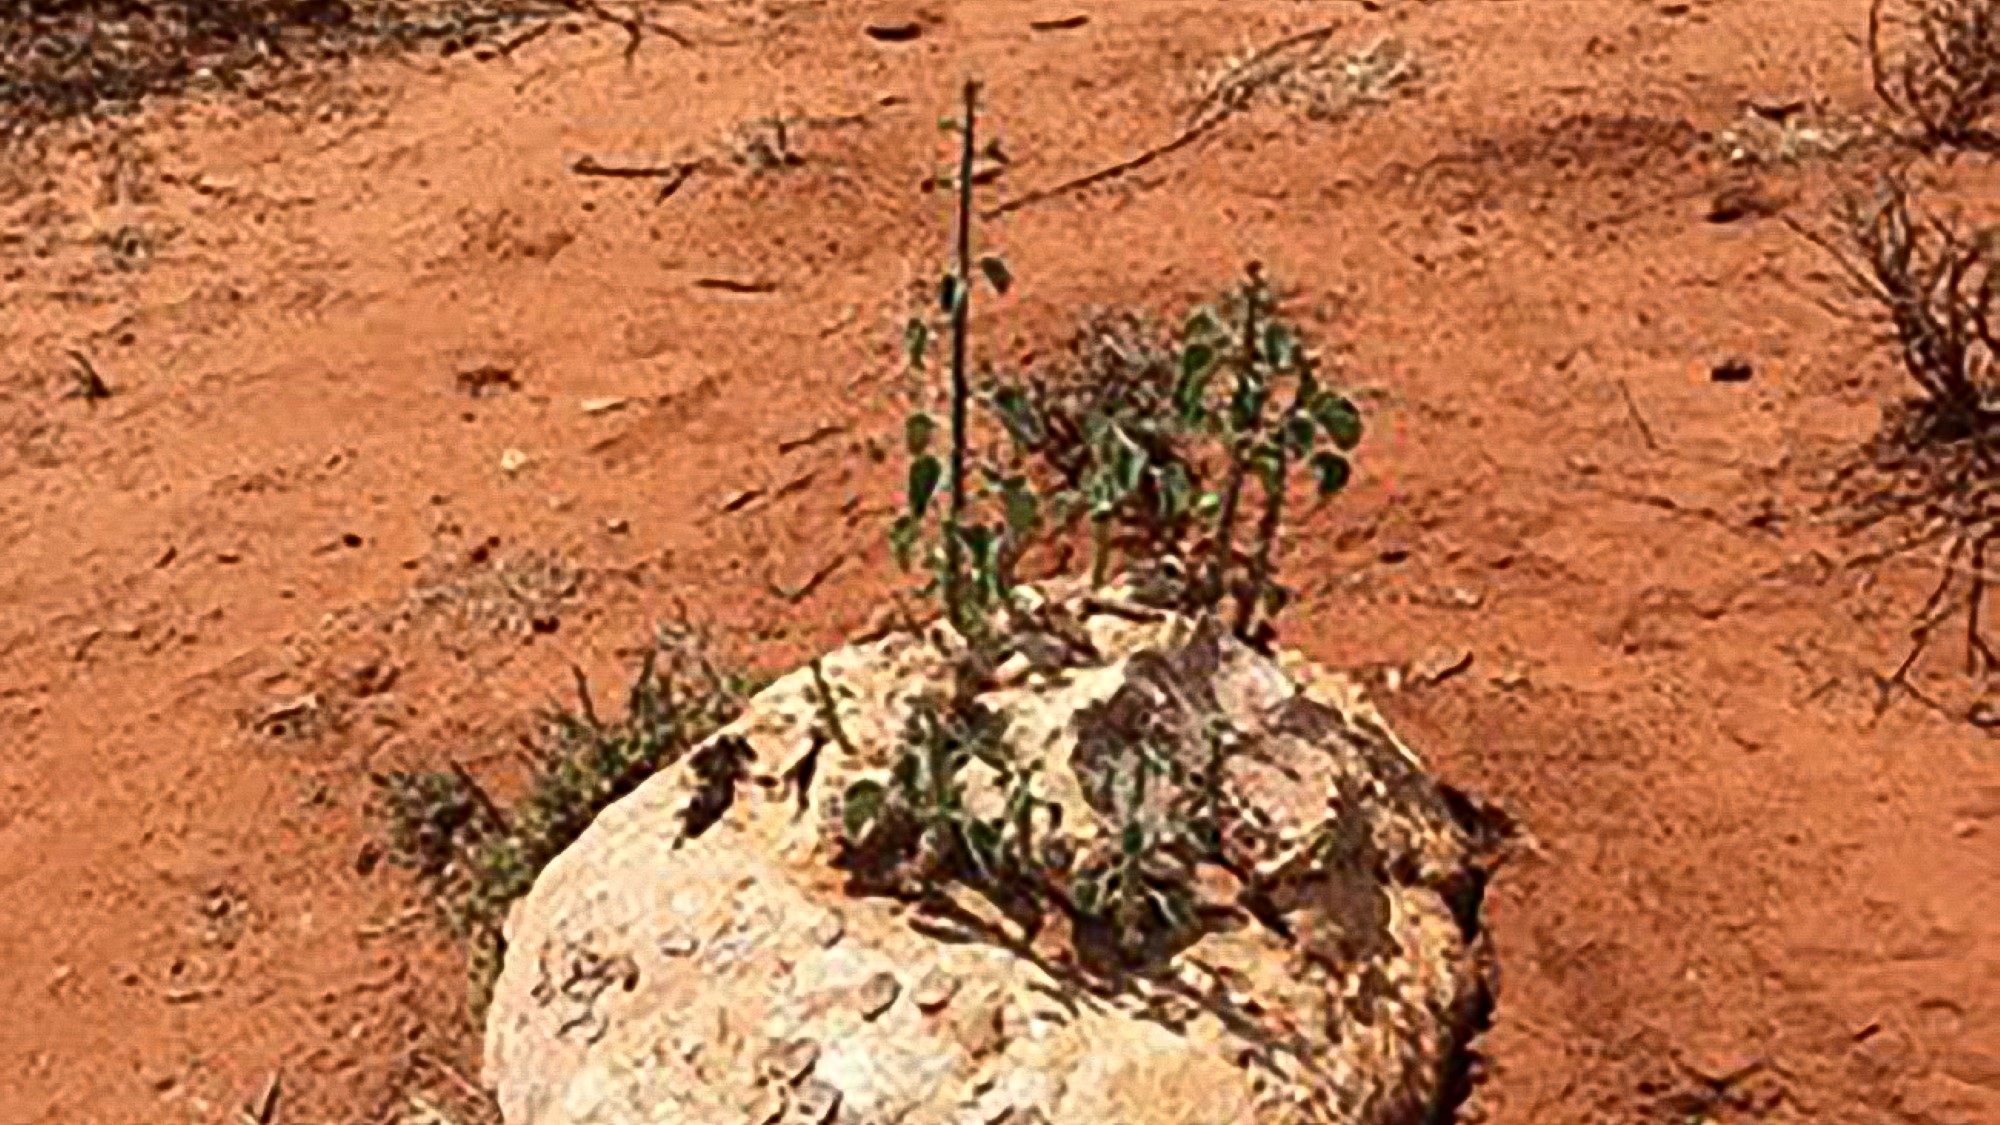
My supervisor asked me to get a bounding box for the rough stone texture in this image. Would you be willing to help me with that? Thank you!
[485,584,1501,1125]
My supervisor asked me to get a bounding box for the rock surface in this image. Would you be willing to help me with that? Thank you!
[485,584,1502,1125]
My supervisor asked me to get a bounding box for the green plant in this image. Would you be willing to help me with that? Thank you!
[373,621,749,1012]
[985,266,1362,642]
[892,80,1024,634]
[838,690,1056,886]
[1067,737,1203,961]
[1871,0,2000,151]
[887,95,1361,649]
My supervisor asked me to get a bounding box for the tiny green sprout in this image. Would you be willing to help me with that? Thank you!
[906,318,930,372]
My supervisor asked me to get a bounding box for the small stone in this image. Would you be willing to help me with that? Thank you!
[605,517,630,535]
[912,968,959,1012]
[809,911,845,948]
[582,396,628,415]
[856,971,900,1019]
[792,1078,842,1124]
[1437,585,1485,609]
[762,1037,819,1085]
[499,448,531,475]
[657,934,698,957]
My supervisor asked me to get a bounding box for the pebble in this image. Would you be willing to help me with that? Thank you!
[856,971,900,1020]
[762,1037,819,1085]
[793,1078,843,1124]
[912,967,959,1012]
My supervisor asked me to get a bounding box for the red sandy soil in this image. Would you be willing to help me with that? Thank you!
[2,2,1997,1122]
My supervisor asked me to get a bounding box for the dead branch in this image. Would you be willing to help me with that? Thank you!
[557,0,692,58]
[985,23,1346,218]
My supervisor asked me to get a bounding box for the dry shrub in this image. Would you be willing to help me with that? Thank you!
[1794,174,2000,700]
[1871,0,2000,151]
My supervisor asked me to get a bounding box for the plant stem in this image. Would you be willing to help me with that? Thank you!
[946,79,980,629]
[1204,265,1266,611]
[1236,356,1316,639]
[1235,448,1288,639]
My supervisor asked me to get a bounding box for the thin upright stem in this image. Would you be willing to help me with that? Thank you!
[1204,265,1266,611]
[946,79,980,628]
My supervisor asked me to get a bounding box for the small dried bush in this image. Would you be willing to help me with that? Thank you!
[1871,0,2000,151]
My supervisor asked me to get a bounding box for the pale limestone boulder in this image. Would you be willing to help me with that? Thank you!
[485,586,1501,1125]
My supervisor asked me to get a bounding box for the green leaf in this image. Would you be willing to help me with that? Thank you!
[1121,821,1146,857]
[1314,395,1364,451]
[1310,451,1352,497]
[958,523,999,570]
[938,273,960,313]
[1284,411,1317,455]
[1263,322,1296,369]
[908,455,943,516]
[1194,490,1221,519]
[842,780,886,839]
[1000,477,1040,542]
[905,411,936,456]
[992,385,1041,447]
[1176,344,1217,422]
[1229,377,1265,434]
[1085,470,1122,518]
[963,819,1003,876]
[1156,462,1192,523]
[1252,442,1285,488]
[978,255,1013,296]
[889,513,921,570]
[1180,342,1217,381]
[1110,425,1148,495]
[1185,307,1223,343]
[905,318,930,372]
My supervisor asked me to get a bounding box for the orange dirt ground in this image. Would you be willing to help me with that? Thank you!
[2,2,1997,1123]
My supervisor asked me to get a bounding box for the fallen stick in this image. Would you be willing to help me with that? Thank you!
[986,23,1340,218]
